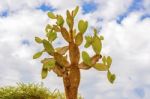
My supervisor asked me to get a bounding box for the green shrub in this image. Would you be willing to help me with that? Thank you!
[0,83,83,99]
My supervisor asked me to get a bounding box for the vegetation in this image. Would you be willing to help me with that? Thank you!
[0,83,83,99]
[33,6,116,99]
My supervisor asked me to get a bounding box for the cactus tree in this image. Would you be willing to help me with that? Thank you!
[33,6,116,99]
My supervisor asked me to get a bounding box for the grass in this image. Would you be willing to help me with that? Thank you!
[0,83,83,99]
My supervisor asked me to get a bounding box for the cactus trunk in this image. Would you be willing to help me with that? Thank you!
[63,67,80,99]
[63,40,80,99]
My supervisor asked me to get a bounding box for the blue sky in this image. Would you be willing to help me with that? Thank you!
[36,4,55,12]
[82,1,98,14]
[116,0,146,24]
[0,0,150,99]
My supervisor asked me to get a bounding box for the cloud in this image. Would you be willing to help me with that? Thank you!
[134,87,145,98]
[0,8,44,84]
[116,0,146,24]
[0,0,150,99]
[92,0,132,21]
[90,11,150,98]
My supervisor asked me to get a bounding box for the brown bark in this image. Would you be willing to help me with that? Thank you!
[63,66,80,99]
[62,36,80,99]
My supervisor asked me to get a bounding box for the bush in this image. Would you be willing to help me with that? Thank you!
[0,83,83,99]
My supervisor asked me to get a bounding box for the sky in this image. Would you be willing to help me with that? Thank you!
[0,0,150,99]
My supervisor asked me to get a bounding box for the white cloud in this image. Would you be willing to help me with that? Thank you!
[94,11,150,99]
[0,0,38,12]
[0,8,45,84]
[0,0,150,99]
[80,0,132,21]
[97,0,132,20]
[143,0,150,13]
[49,0,81,10]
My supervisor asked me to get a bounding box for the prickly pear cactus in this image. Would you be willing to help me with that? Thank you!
[33,6,116,99]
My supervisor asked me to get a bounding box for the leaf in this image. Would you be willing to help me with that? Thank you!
[79,54,101,70]
[107,70,111,79]
[82,51,92,66]
[102,56,107,65]
[45,24,52,33]
[93,63,108,71]
[33,51,43,59]
[107,56,112,66]
[54,52,69,67]
[35,37,43,43]
[66,10,72,19]
[43,58,55,69]
[78,62,91,70]
[55,46,68,55]
[107,70,116,84]
[47,31,57,42]
[84,42,91,48]
[85,36,92,41]
[73,6,79,17]
[78,20,88,34]
[56,15,64,26]
[41,68,48,79]
[53,25,60,32]
[73,29,76,38]
[84,36,93,48]
[43,39,54,55]
[92,36,102,54]
[110,74,116,83]
[94,28,98,36]
[91,54,101,65]
[66,10,73,29]
[75,33,83,46]
[47,12,56,19]
[61,27,71,42]
[100,36,104,40]
[66,18,72,29]
[41,58,50,63]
